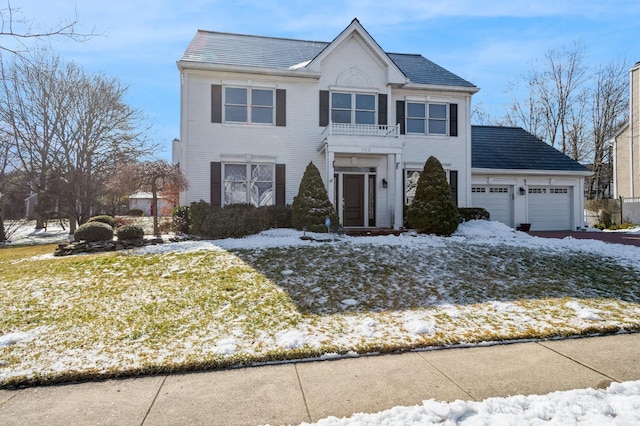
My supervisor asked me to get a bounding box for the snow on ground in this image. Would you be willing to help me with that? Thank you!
[305,380,640,425]
[3,220,640,424]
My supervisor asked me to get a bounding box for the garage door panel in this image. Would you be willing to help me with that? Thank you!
[472,186,513,227]
[528,187,572,231]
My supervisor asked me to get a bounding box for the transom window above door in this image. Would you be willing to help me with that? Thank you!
[331,92,376,125]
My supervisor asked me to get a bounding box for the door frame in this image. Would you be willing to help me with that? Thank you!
[334,168,377,227]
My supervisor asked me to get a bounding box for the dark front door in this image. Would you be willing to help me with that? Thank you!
[343,174,365,226]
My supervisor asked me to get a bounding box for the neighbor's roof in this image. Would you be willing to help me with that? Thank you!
[180,30,477,88]
[471,126,591,172]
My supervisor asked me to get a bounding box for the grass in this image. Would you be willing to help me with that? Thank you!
[1,236,639,388]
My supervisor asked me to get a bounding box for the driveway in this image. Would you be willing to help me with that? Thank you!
[528,231,640,247]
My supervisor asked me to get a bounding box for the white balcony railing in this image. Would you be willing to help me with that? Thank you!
[322,122,399,138]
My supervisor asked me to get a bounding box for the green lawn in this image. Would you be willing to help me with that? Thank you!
[1,235,639,388]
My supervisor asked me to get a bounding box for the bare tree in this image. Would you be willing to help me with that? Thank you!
[109,161,188,236]
[0,1,93,57]
[0,50,155,231]
[588,59,629,199]
[504,42,587,155]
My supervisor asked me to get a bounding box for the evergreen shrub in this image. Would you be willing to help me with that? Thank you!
[458,207,491,223]
[116,224,145,240]
[291,162,338,233]
[74,222,114,242]
[172,205,190,234]
[87,215,115,227]
[406,156,459,236]
[125,208,144,217]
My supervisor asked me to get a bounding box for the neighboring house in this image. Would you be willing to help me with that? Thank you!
[472,126,591,231]
[613,61,640,199]
[176,19,589,231]
[128,192,172,216]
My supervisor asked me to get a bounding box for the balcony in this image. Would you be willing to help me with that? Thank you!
[321,123,399,138]
[318,123,402,155]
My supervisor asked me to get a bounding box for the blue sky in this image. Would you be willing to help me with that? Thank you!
[8,0,640,161]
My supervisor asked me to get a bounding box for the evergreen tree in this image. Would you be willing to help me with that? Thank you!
[291,162,338,233]
[406,156,459,236]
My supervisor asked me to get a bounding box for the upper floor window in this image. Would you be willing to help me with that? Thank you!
[406,102,448,135]
[225,87,274,124]
[331,92,376,125]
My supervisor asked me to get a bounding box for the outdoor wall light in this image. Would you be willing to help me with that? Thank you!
[382,178,388,189]
[519,187,526,195]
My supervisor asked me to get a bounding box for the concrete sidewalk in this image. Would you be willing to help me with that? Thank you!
[1,333,639,425]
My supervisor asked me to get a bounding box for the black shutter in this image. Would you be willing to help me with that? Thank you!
[276,89,286,127]
[396,100,405,135]
[449,103,458,137]
[319,90,329,127]
[211,85,222,123]
[275,164,286,206]
[211,162,222,207]
[378,94,387,125]
[449,170,458,206]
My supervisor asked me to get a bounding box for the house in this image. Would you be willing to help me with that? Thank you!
[128,192,173,216]
[613,61,640,199]
[176,19,589,231]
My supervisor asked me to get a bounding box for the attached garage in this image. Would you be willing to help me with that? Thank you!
[471,185,513,227]
[471,126,592,231]
[527,187,572,231]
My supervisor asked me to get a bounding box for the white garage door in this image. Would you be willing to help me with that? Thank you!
[528,187,572,231]
[471,186,513,227]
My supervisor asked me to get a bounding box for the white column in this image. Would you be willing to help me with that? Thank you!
[326,149,335,209]
[394,153,403,229]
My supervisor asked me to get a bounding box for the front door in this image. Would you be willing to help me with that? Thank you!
[343,174,365,226]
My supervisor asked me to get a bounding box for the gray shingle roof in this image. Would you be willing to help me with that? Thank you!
[471,126,591,172]
[180,30,476,88]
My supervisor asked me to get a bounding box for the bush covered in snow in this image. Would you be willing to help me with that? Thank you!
[172,205,190,234]
[74,221,114,242]
[116,224,144,240]
[291,161,338,233]
[406,156,459,236]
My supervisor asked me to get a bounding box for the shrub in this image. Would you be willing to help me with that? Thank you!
[187,201,285,239]
[87,215,115,228]
[74,222,114,242]
[458,207,490,223]
[116,224,145,240]
[291,162,338,233]
[261,204,292,228]
[172,205,190,234]
[406,156,459,236]
[125,208,145,217]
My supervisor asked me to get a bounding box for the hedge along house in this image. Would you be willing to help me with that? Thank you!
[471,126,591,231]
[176,19,589,231]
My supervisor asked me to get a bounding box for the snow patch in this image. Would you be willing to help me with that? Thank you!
[213,338,237,355]
[566,301,603,321]
[0,328,45,347]
[276,329,305,349]
[305,380,640,425]
[404,313,436,335]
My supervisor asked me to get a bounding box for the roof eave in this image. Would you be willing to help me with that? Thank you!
[472,167,593,177]
[177,60,322,79]
[402,82,480,94]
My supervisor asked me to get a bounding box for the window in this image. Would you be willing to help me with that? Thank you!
[331,92,376,125]
[223,163,274,206]
[406,102,448,135]
[224,87,274,124]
